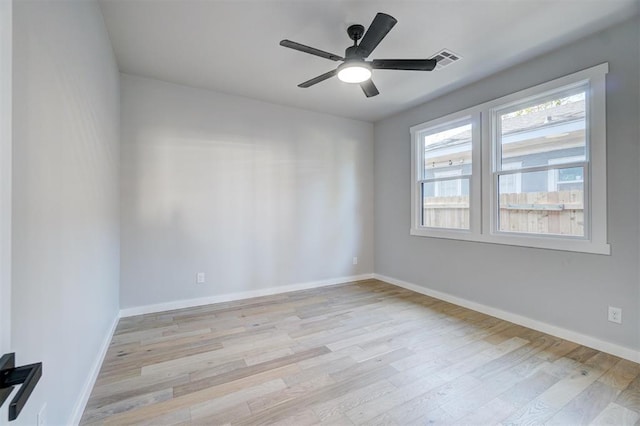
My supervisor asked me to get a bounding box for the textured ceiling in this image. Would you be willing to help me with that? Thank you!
[99,0,639,122]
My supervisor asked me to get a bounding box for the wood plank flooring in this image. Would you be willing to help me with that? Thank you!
[81,279,640,425]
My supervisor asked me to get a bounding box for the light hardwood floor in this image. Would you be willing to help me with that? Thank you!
[81,279,640,425]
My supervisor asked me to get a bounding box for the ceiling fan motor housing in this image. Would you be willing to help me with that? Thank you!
[345,46,361,59]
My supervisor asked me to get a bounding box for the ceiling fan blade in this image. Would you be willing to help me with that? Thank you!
[356,13,397,58]
[360,79,379,98]
[298,69,337,88]
[372,59,437,71]
[280,40,344,61]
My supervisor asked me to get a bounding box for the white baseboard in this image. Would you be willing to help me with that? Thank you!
[69,312,119,426]
[374,273,640,363]
[119,274,375,318]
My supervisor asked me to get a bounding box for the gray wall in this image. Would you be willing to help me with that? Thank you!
[12,1,120,424]
[374,18,640,351]
[120,74,373,309]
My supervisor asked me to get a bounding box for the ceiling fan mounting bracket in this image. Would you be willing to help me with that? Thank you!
[347,24,365,42]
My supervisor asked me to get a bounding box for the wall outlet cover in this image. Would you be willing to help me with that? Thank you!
[608,306,622,324]
[196,272,205,284]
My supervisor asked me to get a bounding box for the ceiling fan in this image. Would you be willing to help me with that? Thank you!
[279,13,437,98]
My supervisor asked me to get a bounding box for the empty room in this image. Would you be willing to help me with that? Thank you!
[1,0,640,424]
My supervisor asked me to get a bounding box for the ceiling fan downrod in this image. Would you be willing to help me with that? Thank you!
[346,24,365,58]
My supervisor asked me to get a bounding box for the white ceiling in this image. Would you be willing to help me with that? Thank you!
[99,0,639,122]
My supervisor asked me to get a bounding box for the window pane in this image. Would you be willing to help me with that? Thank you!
[422,180,470,229]
[499,91,586,169]
[499,161,522,194]
[423,123,472,179]
[499,173,520,194]
[498,168,584,237]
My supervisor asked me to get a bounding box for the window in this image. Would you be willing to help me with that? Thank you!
[494,90,587,237]
[412,114,479,232]
[411,63,609,254]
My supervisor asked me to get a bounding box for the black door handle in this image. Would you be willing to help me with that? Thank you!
[0,353,43,421]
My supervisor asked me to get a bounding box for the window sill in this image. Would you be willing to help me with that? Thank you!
[409,228,611,255]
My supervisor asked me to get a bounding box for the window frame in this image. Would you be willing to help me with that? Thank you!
[491,86,590,241]
[410,63,609,255]
[411,109,482,236]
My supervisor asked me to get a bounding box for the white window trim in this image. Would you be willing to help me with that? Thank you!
[410,63,610,255]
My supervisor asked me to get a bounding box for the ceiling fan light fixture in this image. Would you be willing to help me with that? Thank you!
[337,62,372,83]
[281,13,434,97]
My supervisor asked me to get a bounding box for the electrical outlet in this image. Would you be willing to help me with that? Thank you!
[37,403,46,426]
[608,306,622,324]
[196,272,205,284]
[352,257,358,265]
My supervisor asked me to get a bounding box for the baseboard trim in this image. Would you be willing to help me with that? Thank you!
[373,273,640,363]
[69,312,119,425]
[119,273,375,318]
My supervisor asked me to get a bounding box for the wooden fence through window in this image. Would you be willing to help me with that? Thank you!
[423,190,584,236]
